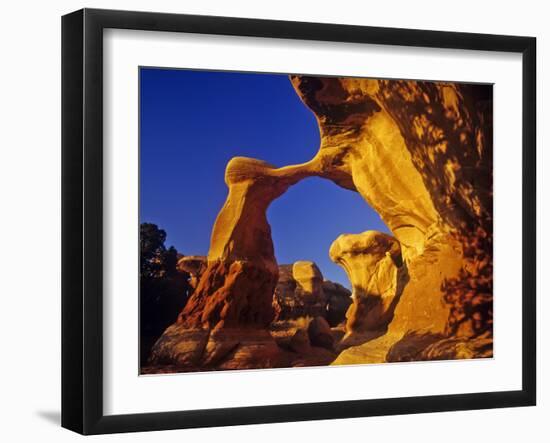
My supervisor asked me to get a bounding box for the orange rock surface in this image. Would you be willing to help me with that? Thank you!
[289,76,493,364]
[329,231,404,336]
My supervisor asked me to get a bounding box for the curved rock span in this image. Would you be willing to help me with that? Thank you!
[148,74,493,371]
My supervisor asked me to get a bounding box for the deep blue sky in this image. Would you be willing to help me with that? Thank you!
[140,68,389,287]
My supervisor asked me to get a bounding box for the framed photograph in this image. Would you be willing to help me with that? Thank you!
[62,8,536,435]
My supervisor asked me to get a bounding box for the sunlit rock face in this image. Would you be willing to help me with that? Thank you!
[291,76,492,255]
[291,76,493,363]
[290,76,438,259]
[179,156,318,332]
[152,157,312,369]
[151,74,492,371]
[329,231,404,336]
[293,261,324,302]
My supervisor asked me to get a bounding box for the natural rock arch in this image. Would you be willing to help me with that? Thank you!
[150,74,493,370]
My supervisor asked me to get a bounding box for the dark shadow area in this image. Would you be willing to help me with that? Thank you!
[383,261,410,326]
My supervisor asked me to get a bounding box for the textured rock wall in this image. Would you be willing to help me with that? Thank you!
[290,76,492,363]
[329,231,404,336]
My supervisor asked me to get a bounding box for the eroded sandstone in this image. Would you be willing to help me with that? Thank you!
[329,231,404,337]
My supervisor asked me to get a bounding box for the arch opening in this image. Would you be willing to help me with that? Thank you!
[267,176,390,289]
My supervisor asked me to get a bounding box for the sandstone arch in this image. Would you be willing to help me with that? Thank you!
[150,74,493,370]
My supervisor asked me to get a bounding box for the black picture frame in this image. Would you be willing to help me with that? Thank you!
[62,8,536,435]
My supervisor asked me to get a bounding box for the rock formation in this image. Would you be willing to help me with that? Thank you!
[293,261,324,303]
[151,157,320,370]
[329,231,405,337]
[322,280,353,327]
[176,255,206,288]
[149,74,493,371]
[289,76,493,363]
[274,263,322,319]
[273,261,351,323]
